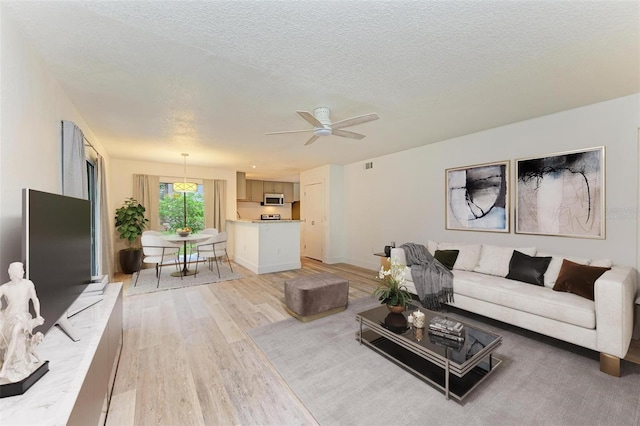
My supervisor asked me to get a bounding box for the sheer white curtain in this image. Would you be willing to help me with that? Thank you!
[96,155,114,280]
[133,174,160,230]
[204,179,227,232]
[61,120,88,198]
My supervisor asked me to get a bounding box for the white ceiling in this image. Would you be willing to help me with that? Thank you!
[3,1,638,180]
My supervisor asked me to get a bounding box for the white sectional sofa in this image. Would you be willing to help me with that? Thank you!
[391,242,637,376]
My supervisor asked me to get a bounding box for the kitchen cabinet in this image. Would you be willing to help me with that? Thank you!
[239,179,296,203]
[247,180,264,202]
[283,182,294,202]
[227,220,301,274]
[293,183,301,202]
[236,172,247,200]
[263,181,284,194]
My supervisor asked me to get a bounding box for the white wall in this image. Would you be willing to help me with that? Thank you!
[237,201,292,221]
[109,158,237,255]
[344,94,640,271]
[0,13,109,281]
[327,165,346,263]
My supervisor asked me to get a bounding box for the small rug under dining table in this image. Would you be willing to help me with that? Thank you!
[126,262,241,296]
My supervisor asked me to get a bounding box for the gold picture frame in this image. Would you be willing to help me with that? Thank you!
[445,160,510,233]
[515,146,605,239]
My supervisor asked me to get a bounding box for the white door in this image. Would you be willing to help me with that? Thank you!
[304,182,324,261]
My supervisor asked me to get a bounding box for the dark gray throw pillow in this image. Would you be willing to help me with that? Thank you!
[434,249,459,270]
[505,250,552,286]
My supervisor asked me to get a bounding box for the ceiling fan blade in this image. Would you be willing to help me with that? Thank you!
[332,129,366,140]
[304,135,320,146]
[297,110,324,128]
[265,129,314,135]
[331,113,379,130]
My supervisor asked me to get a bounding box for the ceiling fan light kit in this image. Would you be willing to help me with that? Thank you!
[266,107,379,145]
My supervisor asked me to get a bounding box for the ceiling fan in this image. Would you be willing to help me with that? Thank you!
[265,107,379,146]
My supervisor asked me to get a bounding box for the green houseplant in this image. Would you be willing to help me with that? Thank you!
[373,256,412,313]
[115,197,149,274]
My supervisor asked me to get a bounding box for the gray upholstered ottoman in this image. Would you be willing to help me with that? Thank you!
[284,273,349,322]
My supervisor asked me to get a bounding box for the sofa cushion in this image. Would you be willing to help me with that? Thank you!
[473,244,536,277]
[437,243,482,271]
[505,251,552,286]
[452,270,596,329]
[553,259,611,301]
[537,251,591,288]
[434,250,459,270]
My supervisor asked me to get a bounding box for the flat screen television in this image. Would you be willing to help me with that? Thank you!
[22,188,92,337]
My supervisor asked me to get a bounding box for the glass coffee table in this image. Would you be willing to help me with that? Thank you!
[356,302,502,401]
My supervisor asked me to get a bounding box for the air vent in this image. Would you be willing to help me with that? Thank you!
[364,162,374,170]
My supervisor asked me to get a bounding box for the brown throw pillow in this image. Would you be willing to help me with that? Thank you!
[552,259,611,300]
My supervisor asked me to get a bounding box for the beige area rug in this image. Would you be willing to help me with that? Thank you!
[249,297,640,425]
[126,262,241,296]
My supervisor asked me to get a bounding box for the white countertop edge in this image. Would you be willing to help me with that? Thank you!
[227,219,301,223]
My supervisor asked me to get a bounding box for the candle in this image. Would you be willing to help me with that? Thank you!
[413,311,426,328]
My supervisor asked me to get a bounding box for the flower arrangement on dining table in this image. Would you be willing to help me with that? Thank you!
[373,256,412,310]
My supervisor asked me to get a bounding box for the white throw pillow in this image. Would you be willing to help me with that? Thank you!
[590,258,613,268]
[437,242,482,271]
[537,251,591,288]
[427,240,439,256]
[474,245,537,277]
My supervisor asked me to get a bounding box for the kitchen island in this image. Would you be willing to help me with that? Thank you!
[226,219,301,274]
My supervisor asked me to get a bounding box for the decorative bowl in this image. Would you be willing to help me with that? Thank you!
[177,231,191,237]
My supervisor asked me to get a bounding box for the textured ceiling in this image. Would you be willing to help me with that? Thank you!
[2,1,639,180]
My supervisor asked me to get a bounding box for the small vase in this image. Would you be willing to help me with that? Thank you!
[386,304,405,314]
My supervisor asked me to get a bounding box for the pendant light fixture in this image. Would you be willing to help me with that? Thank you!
[173,153,197,193]
[173,153,197,232]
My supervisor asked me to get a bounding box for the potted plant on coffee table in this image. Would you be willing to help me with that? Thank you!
[115,197,149,274]
[373,256,412,313]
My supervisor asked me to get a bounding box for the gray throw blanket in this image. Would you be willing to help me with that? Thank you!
[400,243,454,310]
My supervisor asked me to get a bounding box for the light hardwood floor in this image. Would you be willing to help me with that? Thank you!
[105,258,378,426]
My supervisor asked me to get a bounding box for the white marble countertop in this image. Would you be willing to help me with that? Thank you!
[0,283,122,425]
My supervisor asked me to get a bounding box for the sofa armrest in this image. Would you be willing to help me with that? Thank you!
[390,247,415,285]
[390,247,407,265]
[595,266,637,358]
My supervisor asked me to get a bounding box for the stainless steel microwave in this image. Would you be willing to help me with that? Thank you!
[263,193,285,206]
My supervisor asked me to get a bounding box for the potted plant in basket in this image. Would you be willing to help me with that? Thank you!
[115,197,149,274]
[373,256,412,313]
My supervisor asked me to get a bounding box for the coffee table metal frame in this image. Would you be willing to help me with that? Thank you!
[356,303,502,401]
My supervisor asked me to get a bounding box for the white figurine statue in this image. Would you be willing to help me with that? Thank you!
[0,262,45,383]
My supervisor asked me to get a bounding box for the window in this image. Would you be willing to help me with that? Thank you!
[86,159,97,275]
[158,182,205,233]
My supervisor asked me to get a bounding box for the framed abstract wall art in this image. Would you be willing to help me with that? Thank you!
[445,161,509,232]
[515,146,605,239]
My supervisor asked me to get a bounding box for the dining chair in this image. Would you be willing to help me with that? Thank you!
[190,228,216,264]
[180,228,215,264]
[134,234,182,288]
[194,231,233,278]
[189,228,218,261]
[142,230,163,236]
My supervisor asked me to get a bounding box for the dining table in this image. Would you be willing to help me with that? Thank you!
[162,233,212,277]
